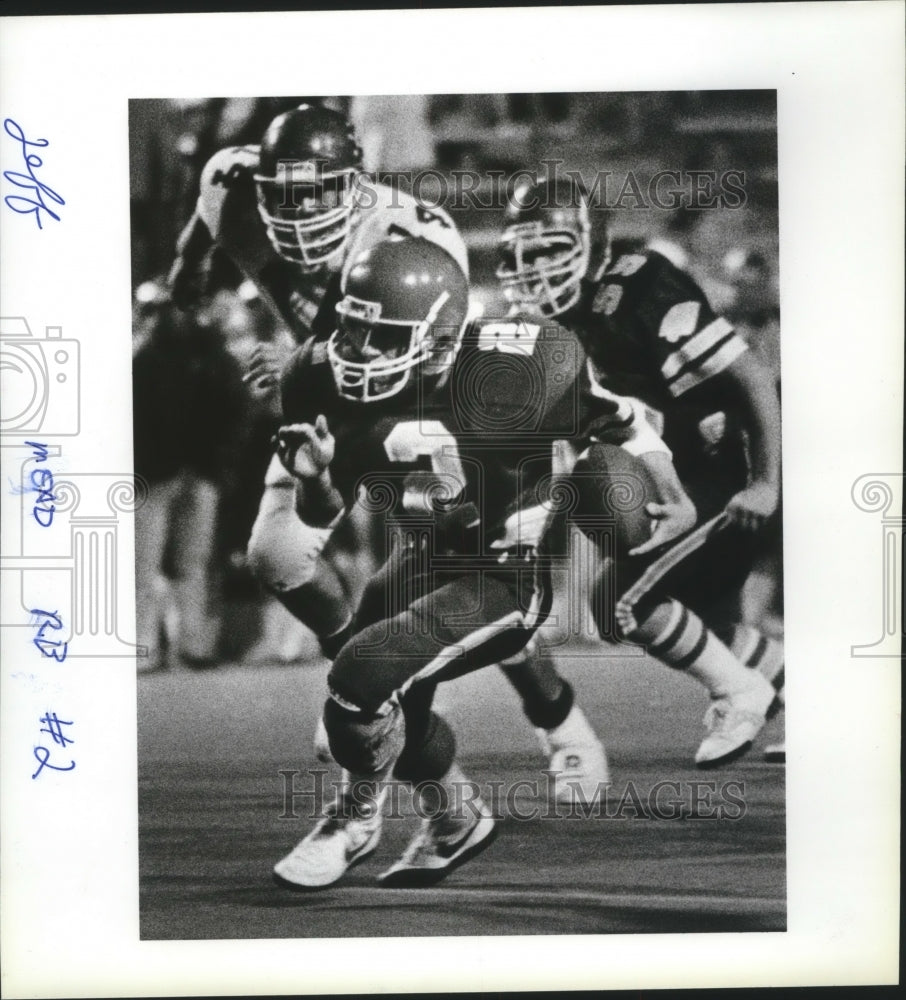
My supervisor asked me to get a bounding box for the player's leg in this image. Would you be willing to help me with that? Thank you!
[170,472,222,664]
[498,640,610,803]
[275,540,459,889]
[612,517,779,768]
[135,475,182,671]
[719,504,786,762]
[246,453,353,657]
[574,443,777,767]
[275,566,543,888]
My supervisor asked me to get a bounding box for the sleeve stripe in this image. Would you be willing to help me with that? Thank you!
[660,317,735,380]
[669,338,748,397]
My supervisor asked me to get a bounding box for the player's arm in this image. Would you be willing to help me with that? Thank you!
[629,447,697,555]
[710,349,782,531]
[167,208,217,310]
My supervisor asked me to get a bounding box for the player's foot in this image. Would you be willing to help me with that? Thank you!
[764,741,786,763]
[695,673,777,768]
[273,786,386,890]
[377,799,497,888]
[537,706,610,805]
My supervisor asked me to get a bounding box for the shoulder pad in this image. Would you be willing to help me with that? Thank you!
[200,145,260,192]
[197,145,260,234]
[350,182,469,278]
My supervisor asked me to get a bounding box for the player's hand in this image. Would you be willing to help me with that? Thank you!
[725,481,779,532]
[274,416,335,479]
[629,497,697,556]
[245,341,292,399]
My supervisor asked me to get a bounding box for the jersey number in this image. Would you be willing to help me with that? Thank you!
[387,206,452,243]
[210,163,249,188]
[384,420,466,512]
[415,205,451,228]
[476,321,540,355]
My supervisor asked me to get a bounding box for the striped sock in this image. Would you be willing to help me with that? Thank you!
[728,623,785,701]
[643,600,754,698]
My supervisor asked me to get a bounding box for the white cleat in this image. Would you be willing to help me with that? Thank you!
[377,799,497,888]
[273,788,386,890]
[695,673,778,769]
[537,706,610,805]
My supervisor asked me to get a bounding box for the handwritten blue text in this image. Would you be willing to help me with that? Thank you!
[30,608,68,662]
[3,119,64,229]
[32,712,75,779]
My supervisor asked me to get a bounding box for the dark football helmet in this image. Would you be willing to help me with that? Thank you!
[329,237,470,402]
[254,103,363,268]
[497,175,597,318]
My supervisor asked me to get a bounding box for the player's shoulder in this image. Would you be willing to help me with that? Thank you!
[467,312,576,353]
[350,181,469,276]
[199,144,261,192]
[283,336,330,378]
[462,312,583,388]
[590,248,708,321]
[197,144,261,237]
[602,248,684,285]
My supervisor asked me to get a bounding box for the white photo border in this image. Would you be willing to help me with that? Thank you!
[0,3,902,996]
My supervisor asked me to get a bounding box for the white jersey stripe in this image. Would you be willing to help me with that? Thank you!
[660,316,735,381]
[668,337,747,397]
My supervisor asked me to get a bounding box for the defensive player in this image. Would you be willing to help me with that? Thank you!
[167,103,608,800]
[497,175,783,767]
[272,236,689,888]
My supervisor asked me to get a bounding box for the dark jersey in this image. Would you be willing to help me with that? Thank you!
[281,316,597,556]
[568,250,751,482]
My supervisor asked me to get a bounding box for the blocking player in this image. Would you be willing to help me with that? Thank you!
[272,236,688,888]
[167,103,607,799]
[497,175,783,767]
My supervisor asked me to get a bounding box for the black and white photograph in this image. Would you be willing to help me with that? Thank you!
[0,5,901,997]
[131,89,787,939]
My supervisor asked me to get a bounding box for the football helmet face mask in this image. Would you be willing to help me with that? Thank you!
[254,104,363,269]
[497,177,592,318]
[329,238,470,403]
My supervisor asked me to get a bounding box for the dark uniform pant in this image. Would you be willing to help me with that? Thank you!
[325,529,551,783]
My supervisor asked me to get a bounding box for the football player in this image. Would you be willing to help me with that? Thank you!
[272,236,689,888]
[497,175,783,767]
[167,103,608,799]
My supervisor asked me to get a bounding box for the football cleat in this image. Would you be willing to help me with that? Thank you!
[537,706,610,805]
[695,673,777,768]
[377,800,497,888]
[273,786,386,890]
[764,741,786,764]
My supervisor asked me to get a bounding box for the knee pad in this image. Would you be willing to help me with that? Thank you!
[323,696,405,774]
[246,486,332,593]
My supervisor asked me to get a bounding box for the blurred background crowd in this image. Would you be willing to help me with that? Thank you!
[129,91,781,669]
